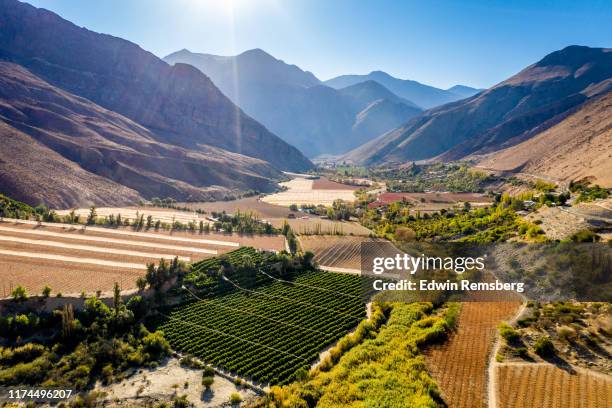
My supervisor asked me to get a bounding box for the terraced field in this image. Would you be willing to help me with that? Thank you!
[158,266,367,385]
[0,219,283,297]
[497,363,612,408]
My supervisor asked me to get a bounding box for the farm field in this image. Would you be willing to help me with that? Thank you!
[0,219,283,297]
[298,235,398,271]
[261,176,357,206]
[56,206,209,224]
[425,301,521,408]
[158,268,367,385]
[370,191,492,212]
[311,177,361,190]
[496,363,612,408]
[270,217,372,236]
[178,196,292,219]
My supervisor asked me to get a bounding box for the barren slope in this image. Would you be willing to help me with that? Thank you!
[0,62,282,207]
[476,90,612,187]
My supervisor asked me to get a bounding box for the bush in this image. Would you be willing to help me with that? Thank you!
[229,392,242,404]
[201,376,214,389]
[557,326,577,343]
[534,336,555,358]
[498,323,520,343]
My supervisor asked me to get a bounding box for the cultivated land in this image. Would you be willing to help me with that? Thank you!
[0,219,283,297]
[371,191,493,213]
[159,266,367,386]
[298,235,397,271]
[261,176,357,206]
[496,363,612,408]
[270,217,372,236]
[178,196,292,219]
[56,207,210,225]
[425,301,521,408]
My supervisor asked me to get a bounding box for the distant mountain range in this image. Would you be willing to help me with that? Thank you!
[343,45,612,186]
[164,49,428,157]
[0,0,312,207]
[324,71,483,109]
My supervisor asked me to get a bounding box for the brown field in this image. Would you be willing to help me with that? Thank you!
[298,235,397,271]
[261,177,357,206]
[425,301,521,408]
[497,363,612,408]
[178,196,293,219]
[56,206,210,224]
[311,177,361,190]
[270,217,372,236]
[0,219,284,297]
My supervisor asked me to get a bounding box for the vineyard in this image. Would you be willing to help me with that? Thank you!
[425,301,521,408]
[158,250,368,385]
[497,363,612,408]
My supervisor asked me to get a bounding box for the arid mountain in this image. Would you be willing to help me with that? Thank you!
[0,0,312,173]
[0,62,283,208]
[476,90,612,187]
[344,46,612,167]
[164,49,421,157]
[324,71,481,109]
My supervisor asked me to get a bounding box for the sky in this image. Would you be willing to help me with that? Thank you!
[26,0,612,89]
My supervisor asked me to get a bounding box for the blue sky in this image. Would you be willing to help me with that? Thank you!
[26,0,612,89]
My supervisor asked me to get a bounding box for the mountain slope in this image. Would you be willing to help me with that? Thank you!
[324,71,479,109]
[0,0,312,172]
[476,90,612,187]
[164,50,421,157]
[344,46,612,166]
[0,61,282,207]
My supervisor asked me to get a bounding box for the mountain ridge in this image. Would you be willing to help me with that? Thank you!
[165,49,422,157]
[343,46,612,170]
[324,71,482,109]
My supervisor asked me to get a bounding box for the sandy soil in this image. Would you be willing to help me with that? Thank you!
[0,225,218,255]
[178,196,292,219]
[524,198,611,240]
[0,258,144,297]
[261,177,357,206]
[95,358,257,408]
[0,234,190,261]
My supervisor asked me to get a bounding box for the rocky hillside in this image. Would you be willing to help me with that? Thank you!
[0,0,311,173]
[0,62,283,208]
[476,89,612,187]
[344,46,612,167]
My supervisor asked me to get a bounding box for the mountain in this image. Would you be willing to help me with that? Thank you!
[476,89,612,187]
[344,46,612,169]
[324,71,479,109]
[0,61,283,208]
[0,0,311,173]
[0,0,313,207]
[446,85,483,99]
[164,50,422,157]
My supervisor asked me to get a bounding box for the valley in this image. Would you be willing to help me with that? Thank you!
[0,1,610,407]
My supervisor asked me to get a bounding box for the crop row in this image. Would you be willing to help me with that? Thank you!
[159,269,367,384]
